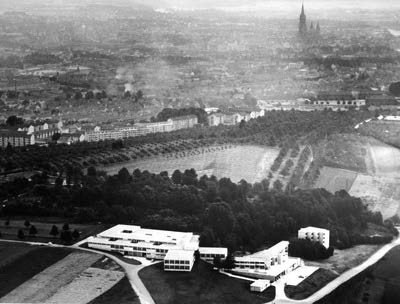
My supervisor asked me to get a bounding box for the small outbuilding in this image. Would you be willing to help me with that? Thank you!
[250,279,270,292]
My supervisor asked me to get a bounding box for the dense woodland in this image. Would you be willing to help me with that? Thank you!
[1,166,396,252]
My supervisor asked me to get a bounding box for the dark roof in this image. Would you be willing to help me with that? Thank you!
[0,130,32,138]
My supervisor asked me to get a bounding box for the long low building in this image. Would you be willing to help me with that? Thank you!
[87,224,226,272]
[233,241,301,281]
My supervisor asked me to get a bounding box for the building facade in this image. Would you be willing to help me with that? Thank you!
[0,131,35,148]
[298,226,330,248]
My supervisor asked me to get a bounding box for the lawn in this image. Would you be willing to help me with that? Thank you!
[285,268,338,300]
[139,261,275,304]
[0,244,73,298]
[314,166,358,193]
[89,276,140,304]
[0,217,108,244]
[305,243,381,274]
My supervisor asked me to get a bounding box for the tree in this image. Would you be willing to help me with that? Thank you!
[5,219,10,226]
[62,223,70,231]
[24,220,30,228]
[60,230,72,243]
[74,91,82,100]
[87,166,97,177]
[389,82,400,97]
[29,225,38,236]
[221,253,235,269]
[72,229,80,240]
[52,133,61,141]
[172,170,182,184]
[6,115,24,127]
[85,91,94,100]
[17,229,25,239]
[49,225,59,237]
[213,256,222,269]
[194,249,200,261]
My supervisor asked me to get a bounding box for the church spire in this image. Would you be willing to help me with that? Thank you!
[299,3,307,35]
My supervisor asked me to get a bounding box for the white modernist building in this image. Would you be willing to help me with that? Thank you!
[87,224,227,272]
[164,249,196,271]
[298,226,330,248]
[233,241,301,281]
[199,247,228,263]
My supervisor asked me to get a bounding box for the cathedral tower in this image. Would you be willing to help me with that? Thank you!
[299,3,307,35]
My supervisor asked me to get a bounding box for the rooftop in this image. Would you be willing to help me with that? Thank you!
[165,249,194,261]
[299,226,329,233]
[96,224,199,248]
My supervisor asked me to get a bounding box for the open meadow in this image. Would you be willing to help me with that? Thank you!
[312,136,400,219]
[101,145,279,183]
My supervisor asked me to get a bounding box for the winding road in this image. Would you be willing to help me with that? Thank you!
[267,230,400,304]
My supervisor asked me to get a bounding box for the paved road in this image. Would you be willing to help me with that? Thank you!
[267,232,400,304]
[0,239,156,304]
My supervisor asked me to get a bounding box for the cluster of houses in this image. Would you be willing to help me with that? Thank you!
[0,115,198,148]
[206,108,265,127]
[87,224,329,292]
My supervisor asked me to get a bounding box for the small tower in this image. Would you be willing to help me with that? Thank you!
[310,21,314,31]
[299,3,307,35]
[316,22,321,34]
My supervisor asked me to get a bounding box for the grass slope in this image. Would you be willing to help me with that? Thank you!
[89,276,140,304]
[0,245,72,298]
[139,261,275,304]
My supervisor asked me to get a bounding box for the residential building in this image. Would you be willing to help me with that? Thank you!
[0,130,35,147]
[199,247,228,263]
[298,226,330,248]
[164,249,195,272]
[233,241,301,281]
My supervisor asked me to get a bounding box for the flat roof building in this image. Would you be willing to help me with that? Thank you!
[233,241,301,281]
[164,249,195,272]
[199,247,228,263]
[87,224,227,272]
[298,226,330,248]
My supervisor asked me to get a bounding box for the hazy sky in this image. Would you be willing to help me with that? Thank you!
[3,0,400,13]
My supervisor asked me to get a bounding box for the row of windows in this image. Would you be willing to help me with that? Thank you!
[164,265,191,270]
[164,260,190,264]
[237,265,266,270]
[200,254,226,258]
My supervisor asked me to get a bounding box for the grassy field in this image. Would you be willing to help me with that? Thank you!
[0,243,73,298]
[0,218,108,244]
[100,145,279,183]
[305,243,381,274]
[139,261,275,304]
[316,245,400,304]
[314,166,358,193]
[89,276,140,304]
[285,268,338,300]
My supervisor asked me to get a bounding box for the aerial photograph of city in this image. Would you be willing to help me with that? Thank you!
[1,0,400,303]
